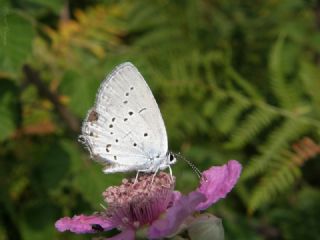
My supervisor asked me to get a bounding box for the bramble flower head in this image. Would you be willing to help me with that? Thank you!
[55,160,242,239]
[103,172,175,229]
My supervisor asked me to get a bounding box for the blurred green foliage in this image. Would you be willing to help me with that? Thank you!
[0,0,320,239]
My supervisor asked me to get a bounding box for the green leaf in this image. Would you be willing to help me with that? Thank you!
[33,141,71,189]
[59,140,106,205]
[0,80,19,141]
[73,164,123,206]
[0,10,35,75]
[62,140,124,206]
[59,70,99,117]
[0,0,10,9]
[19,201,60,240]
[188,214,224,240]
[25,0,65,13]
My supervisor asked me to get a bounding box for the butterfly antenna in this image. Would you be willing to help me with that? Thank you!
[173,152,202,179]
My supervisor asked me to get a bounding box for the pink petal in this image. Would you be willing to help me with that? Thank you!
[196,160,242,211]
[55,214,116,234]
[103,228,135,240]
[148,191,206,239]
[172,191,182,202]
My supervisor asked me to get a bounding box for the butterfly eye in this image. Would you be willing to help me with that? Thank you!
[169,154,175,162]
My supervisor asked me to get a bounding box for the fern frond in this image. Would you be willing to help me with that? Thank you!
[202,91,226,118]
[226,66,262,100]
[242,119,309,180]
[133,27,182,50]
[248,154,301,213]
[299,60,320,113]
[214,100,250,134]
[202,52,220,84]
[226,108,278,149]
[269,34,303,109]
[269,33,289,107]
[248,137,320,212]
[127,2,166,31]
[290,137,320,166]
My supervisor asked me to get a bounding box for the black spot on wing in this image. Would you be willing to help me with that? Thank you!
[139,108,147,113]
[106,144,111,152]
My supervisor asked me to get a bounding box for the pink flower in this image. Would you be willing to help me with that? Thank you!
[55,160,242,239]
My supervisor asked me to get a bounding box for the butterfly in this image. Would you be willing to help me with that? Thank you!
[79,62,176,176]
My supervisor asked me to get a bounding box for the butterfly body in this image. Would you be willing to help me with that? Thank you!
[79,62,176,174]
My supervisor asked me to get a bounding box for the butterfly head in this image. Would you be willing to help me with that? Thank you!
[168,152,177,165]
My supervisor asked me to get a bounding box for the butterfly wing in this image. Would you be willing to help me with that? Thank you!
[80,62,168,173]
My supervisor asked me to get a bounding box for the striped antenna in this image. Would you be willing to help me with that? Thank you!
[173,152,204,180]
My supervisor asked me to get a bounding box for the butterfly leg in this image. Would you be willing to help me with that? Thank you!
[100,203,107,210]
[162,164,173,182]
[134,169,150,184]
[151,166,160,184]
[168,164,173,182]
[159,164,173,182]
[134,170,141,184]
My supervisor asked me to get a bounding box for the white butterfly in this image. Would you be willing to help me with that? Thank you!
[79,62,176,175]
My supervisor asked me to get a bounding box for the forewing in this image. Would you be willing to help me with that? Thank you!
[80,62,168,171]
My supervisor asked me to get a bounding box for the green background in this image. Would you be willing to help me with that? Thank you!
[0,0,320,239]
